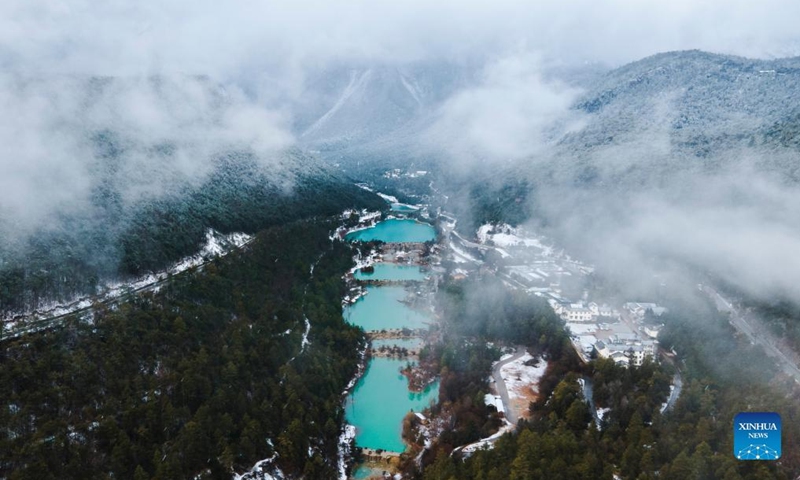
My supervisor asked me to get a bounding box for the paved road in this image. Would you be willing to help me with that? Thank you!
[492,348,527,424]
[701,285,800,384]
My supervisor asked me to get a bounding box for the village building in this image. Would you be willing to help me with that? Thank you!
[594,338,657,367]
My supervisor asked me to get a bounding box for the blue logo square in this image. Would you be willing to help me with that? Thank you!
[734,412,781,460]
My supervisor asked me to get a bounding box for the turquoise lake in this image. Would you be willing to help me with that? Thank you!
[345,219,436,243]
[352,465,387,479]
[345,357,439,452]
[354,263,427,282]
[345,286,431,331]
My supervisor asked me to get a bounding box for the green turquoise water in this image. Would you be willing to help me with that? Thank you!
[345,357,439,452]
[354,263,427,281]
[345,286,431,331]
[372,337,423,350]
[352,465,388,479]
[346,219,435,243]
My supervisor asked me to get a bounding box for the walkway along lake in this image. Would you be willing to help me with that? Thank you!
[354,263,428,282]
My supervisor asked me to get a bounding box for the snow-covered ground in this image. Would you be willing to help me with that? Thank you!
[392,202,420,211]
[476,223,554,256]
[233,454,284,480]
[499,353,548,401]
[337,425,357,480]
[359,210,382,223]
[2,229,252,339]
[300,317,311,352]
[377,192,398,204]
[597,407,611,424]
[347,248,381,275]
[454,420,516,457]
[449,241,481,264]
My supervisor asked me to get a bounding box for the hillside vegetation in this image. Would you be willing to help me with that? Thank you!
[1,219,365,479]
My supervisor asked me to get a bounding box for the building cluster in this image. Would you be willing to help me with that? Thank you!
[550,300,667,367]
[457,222,671,368]
[552,302,616,322]
[594,337,656,367]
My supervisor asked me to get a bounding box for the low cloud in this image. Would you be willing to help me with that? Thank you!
[3,0,800,306]
[532,146,800,304]
[0,75,292,238]
[425,54,585,169]
[3,0,800,78]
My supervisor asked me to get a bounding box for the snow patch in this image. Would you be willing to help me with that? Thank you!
[476,223,553,255]
[302,69,373,138]
[337,424,357,480]
[3,229,252,340]
[499,353,547,401]
[233,454,284,480]
[377,192,399,204]
[453,420,515,457]
[449,242,481,264]
[300,317,311,352]
[399,74,424,106]
[597,407,611,422]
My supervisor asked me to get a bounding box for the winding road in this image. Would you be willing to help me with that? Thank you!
[700,285,800,384]
[492,348,527,424]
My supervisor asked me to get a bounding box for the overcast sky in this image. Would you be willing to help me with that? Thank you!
[3,0,800,305]
[3,0,800,81]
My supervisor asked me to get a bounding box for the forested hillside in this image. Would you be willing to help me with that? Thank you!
[0,219,367,479]
[422,293,800,480]
[0,74,385,317]
[0,150,383,315]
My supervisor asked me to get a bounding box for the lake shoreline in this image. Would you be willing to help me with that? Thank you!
[339,212,444,479]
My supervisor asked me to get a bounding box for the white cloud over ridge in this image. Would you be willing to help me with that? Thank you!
[0,75,292,237]
[426,54,586,166]
[2,0,799,80]
[3,0,800,307]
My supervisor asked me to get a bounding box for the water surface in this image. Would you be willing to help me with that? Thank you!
[345,357,439,452]
[345,286,431,331]
[346,219,435,243]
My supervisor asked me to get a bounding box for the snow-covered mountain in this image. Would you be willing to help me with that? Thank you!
[567,50,800,157]
[291,62,479,167]
[498,51,800,303]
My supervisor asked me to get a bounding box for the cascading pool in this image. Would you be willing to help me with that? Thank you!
[345,218,435,243]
